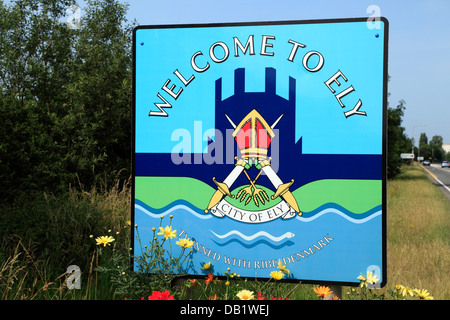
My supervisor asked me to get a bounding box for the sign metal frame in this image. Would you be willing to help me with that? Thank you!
[131,17,388,287]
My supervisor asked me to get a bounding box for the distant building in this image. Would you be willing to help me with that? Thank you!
[443,143,450,154]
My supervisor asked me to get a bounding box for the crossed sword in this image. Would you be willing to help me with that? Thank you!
[204,113,302,216]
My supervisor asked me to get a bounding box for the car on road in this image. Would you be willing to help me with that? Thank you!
[442,161,450,168]
[423,159,431,166]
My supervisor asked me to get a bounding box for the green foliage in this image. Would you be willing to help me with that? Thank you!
[419,132,428,146]
[95,217,194,299]
[0,0,133,200]
[387,100,410,178]
[0,181,131,299]
[418,134,446,162]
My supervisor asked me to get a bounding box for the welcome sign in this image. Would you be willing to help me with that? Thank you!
[132,18,388,286]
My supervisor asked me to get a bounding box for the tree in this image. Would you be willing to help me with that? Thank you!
[419,144,432,160]
[0,0,133,200]
[58,0,133,189]
[0,0,77,197]
[419,132,428,147]
[417,135,445,162]
[387,100,410,178]
[429,135,445,162]
[430,135,443,147]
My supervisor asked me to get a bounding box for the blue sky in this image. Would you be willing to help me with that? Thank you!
[124,0,450,147]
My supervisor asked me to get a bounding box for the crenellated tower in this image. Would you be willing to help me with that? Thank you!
[214,68,302,184]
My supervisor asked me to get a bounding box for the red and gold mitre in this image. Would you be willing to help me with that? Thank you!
[232,109,275,160]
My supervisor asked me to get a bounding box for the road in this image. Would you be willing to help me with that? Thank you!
[421,163,450,201]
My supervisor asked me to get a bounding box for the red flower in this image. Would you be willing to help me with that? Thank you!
[148,290,174,300]
[205,273,214,285]
[255,292,291,300]
[257,292,265,300]
[188,279,198,287]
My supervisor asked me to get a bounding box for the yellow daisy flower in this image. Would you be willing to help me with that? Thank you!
[95,235,115,247]
[414,288,433,300]
[270,270,284,281]
[202,262,211,270]
[357,271,379,288]
[396,284,414,297]
[236,289,254,300]
[313,286,333,298]
[277,259,290,275]
[176,238,194,248]
[157,226,177,239]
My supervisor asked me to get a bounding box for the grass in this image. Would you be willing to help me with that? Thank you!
[0,178,131,300]
[0,164,448,299]
[381,164,450,299]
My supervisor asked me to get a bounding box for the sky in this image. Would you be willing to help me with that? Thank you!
[122,0,450,147]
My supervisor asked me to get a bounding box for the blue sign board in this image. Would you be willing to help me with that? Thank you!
[132,18,388,286]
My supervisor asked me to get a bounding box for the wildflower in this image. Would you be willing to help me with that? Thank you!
[188,279,198,287]
[396,284,414,297]
[157,226,177,239]
[208,294,218,300]
[205,273,214,285]
[236,289,254,300]
[95,235,115,247]
[127,220,131,226]
[148,290,174,300]
[225,281,230,286]
[357,271,379,288]
[313,286,333,298]
[256,292,265,300]
[277,259,290,275]
[414,288,433,300]
[270,270,284,281]
[330,296,341,300]
[202,262,211,270]
[176,238,194,248]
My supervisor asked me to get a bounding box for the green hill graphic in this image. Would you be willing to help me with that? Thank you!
[135,177,381,213]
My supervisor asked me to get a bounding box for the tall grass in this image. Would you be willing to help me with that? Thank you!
[382,165,450,299]
[1,165,448,299]
[0,177,131,299]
